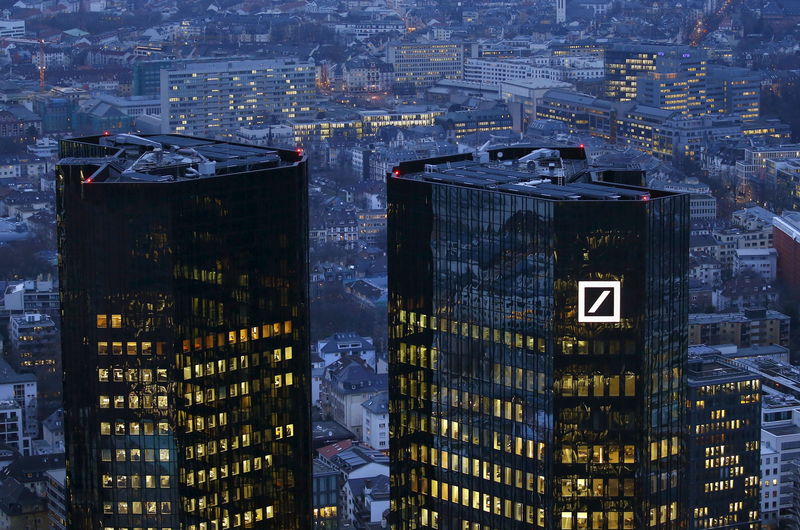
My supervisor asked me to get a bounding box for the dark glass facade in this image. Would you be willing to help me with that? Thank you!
[57,134,311,529]
[686,356,761,529]
[387,148,689,529]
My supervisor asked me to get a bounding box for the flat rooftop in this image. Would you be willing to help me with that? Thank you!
[393,147,674,201]
[764,423,800,437]
[58,134,301,184]
[687,359,751,385]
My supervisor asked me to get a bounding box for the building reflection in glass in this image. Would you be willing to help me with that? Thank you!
[387,148,689,529]
[57,134,311,529]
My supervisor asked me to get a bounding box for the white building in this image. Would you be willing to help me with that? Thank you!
[27,138,59,158]
[761,408,800,524]
[334,20,405,40]
[0,19,25,38]
[160,58,317,136]
[1,277,59,315]
[464,58,535,87]
[361,391,388,450]
[690,194,717,222]
[0,357,37,455]
[317,332,375,368]
[734,248,777,281]
[343,474,390,527]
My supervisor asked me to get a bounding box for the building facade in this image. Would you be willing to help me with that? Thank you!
[0,358,37,455]
[387,42,464,88]
[688,309,790,348]
[387,148,689,529]
[160,58,317,136]
[7,312,60,415]
[773,212,800,297]
[57,134,312,529]
[686,356,761,530]
[604,44,705,103]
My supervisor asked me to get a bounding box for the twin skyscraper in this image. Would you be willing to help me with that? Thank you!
[57,135,688,529]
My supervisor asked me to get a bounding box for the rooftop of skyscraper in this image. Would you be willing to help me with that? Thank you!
[59,134,303,184]
[392,146,677,201]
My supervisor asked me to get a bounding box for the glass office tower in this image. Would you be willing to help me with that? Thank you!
[387,148,689,529]
[57,134,311,529]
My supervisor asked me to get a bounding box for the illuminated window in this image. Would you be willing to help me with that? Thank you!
[96,315,107,328]
[110,314,122,328]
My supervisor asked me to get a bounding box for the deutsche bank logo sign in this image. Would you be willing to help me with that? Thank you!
[578,281,621,323]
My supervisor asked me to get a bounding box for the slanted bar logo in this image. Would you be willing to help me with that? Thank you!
[578,281,621,323]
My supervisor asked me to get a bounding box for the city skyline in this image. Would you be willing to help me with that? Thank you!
[1,0,800,528]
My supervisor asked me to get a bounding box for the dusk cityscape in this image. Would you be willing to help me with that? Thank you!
[0,0,799,528]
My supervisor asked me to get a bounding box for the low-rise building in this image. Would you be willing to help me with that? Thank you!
[689,253,722,286]
[361,391,388,450]
[435,107,513,140]
[0,477,48,529]
[0,277,59,317]
[712,226,774,269]
[0,358,37,454]
[321,357,387,438]
[713,270,779,312]
[317,332,376,368]
[344,474,390,529]
[734,248,778,281]
[688,308,790,348]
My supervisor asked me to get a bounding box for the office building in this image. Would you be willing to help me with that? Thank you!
[536,90,616,140]
[388,147,689,529]
[634,51,707,117]
[358,107,444,135]
[434,107,514,140]
[604,44,705,104]
[0,358,37,455]
[706,66,760,121]
[773,212,800,297]
[57,134,312,529]
[160,58,317,136]
[387,42,464,88]
[686,355,761,530]
[499,79,575,132]
[7,313,60,416]
[132,57,248,97]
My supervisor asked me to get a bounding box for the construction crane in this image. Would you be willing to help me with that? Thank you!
[5,37,53,91]
[38,39,45,91]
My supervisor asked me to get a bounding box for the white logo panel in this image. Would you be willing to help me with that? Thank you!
[578,281,621,323]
